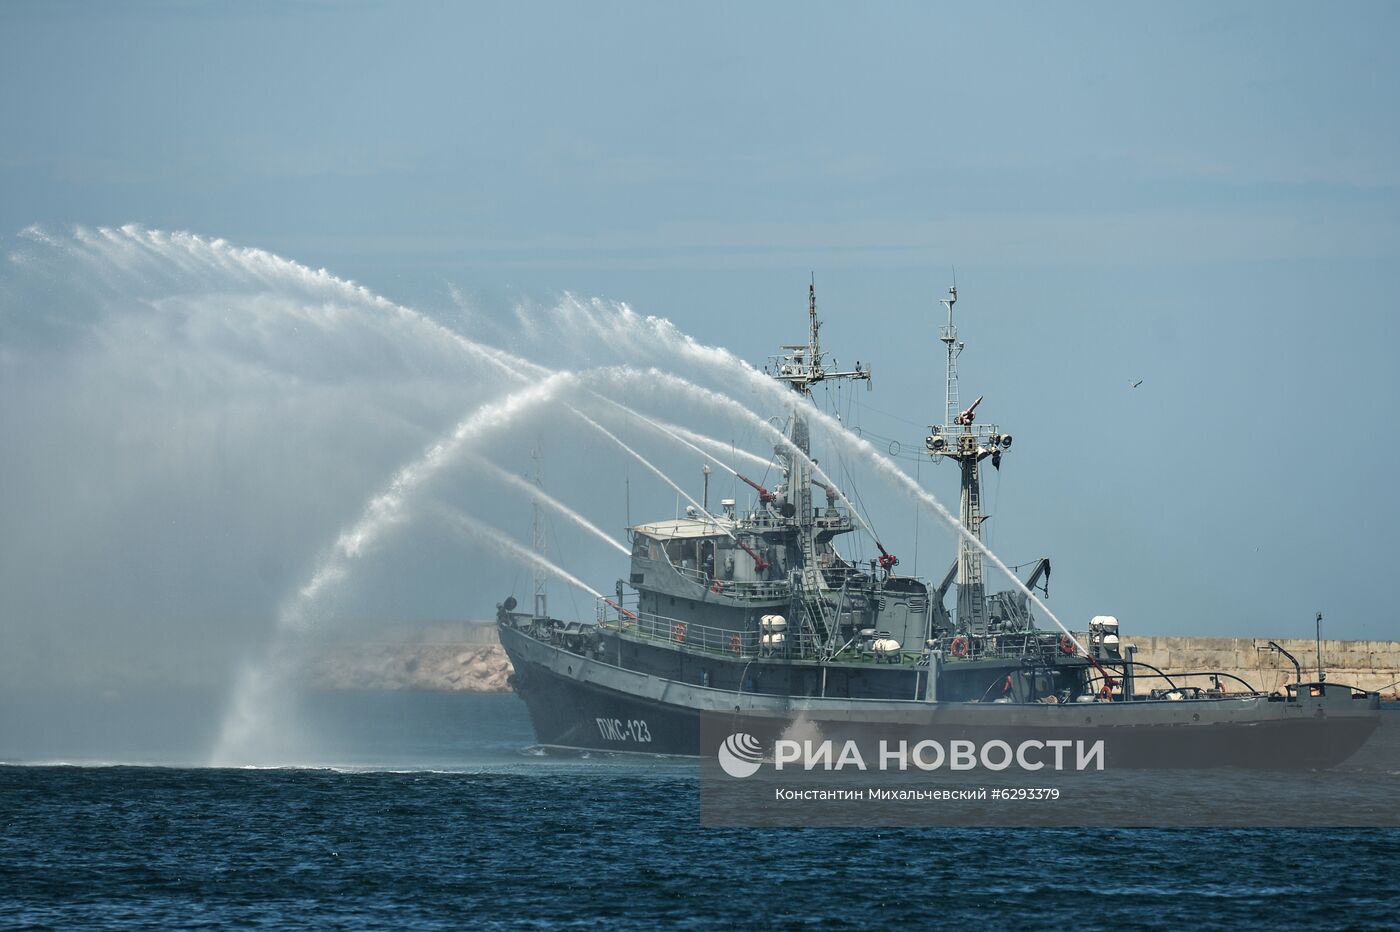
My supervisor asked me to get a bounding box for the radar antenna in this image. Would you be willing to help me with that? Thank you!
[767,278,872,527]
[771,275,871,400]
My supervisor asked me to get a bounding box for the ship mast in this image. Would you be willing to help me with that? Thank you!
[769,280,870,645]
[771,279,871,481]
[925,284,1012,636]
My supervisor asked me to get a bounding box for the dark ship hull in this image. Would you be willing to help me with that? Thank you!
[500,617,1381,769]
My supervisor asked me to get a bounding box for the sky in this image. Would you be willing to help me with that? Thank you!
[2,0,1399,704]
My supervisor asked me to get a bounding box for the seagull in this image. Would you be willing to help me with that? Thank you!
[1130,379,1143,388]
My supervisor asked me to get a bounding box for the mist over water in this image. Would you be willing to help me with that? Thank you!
[2,225,1032,766]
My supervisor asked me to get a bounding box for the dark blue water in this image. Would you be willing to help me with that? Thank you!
[3,694,1399,928]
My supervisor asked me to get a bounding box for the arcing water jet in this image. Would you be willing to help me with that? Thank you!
[471,457,629,557]
[440,508,605,601]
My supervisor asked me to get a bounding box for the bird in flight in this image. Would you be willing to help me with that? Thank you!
[1130,379,1144,388]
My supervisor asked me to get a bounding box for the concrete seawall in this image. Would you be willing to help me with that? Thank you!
[1126,636,1400,698]
[315,627,1400,699]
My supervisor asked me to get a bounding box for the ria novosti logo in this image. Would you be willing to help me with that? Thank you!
[717,733,764,778]
[715,733,1106,777]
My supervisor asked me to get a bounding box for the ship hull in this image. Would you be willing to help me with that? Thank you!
[501,623,1381,769]
[508,648,702,756]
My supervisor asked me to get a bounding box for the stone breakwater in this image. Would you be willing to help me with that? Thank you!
[1126,636,1399,699]
[315,627,1399,699]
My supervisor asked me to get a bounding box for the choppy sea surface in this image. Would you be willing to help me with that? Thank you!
[3,692,1398,929]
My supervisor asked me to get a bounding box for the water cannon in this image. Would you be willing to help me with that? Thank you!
[875,542,899,572]
[809,478,839,506]
[954,395,984,426]
[736,473,776,504]
[602,597,637,621]
[737,538,770,572]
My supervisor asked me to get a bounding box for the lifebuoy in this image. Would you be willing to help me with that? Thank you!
[729,634,742,656]
[1099,683,1113,700]
[710,579,724,594]
[673,623,686,643]
[1059,634,1077,655]
[950,635,969,658]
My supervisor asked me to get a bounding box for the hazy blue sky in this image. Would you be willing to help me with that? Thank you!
[3,0,1399,660]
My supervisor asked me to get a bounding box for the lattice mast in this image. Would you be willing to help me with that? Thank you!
[925,285,1013,636]
[771,279,872,493]
[769,280,871,635]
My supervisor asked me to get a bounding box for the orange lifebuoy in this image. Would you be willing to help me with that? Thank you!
[1059,634,1077,655]
[673,623,686,643]
[1099,682,1113,700]
[950,636,969,659]
[729,634,742,656]
[710,579,724,594]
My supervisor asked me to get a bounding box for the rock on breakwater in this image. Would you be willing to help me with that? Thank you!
[314,623,511,693]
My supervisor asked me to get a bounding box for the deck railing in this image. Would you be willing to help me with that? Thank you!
[596,603,816,659]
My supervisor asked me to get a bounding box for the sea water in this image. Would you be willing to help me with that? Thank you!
[3,693,1399,928]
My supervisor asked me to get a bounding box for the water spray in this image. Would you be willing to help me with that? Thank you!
[650,420,773,470]
[439,507,605,601]
[589,392,744,482]
[471,456,630,557]
[596,366,880,540]
[565,405,768,571]
[292,373,577,615]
